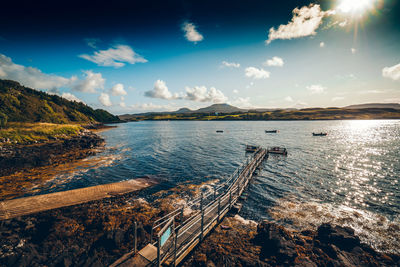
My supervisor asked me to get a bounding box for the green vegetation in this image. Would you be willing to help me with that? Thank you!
[123,107,400,121]
[0,79,120,124]
[0,111,7,128]
[0,122,83,144]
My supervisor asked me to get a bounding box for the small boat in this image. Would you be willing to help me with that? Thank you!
[216,130,224,133]
[267,147,287,155]
[265,130,278,133]
[245,145,259,152]
[312,132,327,136]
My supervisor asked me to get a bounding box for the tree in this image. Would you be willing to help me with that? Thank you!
[0,112,8,128]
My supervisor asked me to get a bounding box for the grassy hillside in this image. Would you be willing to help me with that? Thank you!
[0,79,120,124]
[0,122,83,144]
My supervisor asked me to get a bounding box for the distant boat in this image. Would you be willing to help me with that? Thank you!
[267,147,288,155]
[245,145,259,152]
[265,130,278,133]
[312,132,327,136]
[216,130,224,133]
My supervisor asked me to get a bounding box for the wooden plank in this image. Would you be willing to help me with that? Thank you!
[0,177,158,220]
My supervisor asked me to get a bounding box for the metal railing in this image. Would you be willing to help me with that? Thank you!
[149,148,267,266]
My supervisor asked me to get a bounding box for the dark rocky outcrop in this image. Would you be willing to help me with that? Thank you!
[183,219,400,267]
[0,130,104,176]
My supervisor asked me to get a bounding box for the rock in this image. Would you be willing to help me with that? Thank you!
[0,131,104,176]
[316,223,360,251]
[256,221,299,263]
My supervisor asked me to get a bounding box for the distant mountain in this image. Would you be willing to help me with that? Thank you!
[0,79,120,123]
[175,107,193,113]
[194,103,246,113]
[345,103,400,110]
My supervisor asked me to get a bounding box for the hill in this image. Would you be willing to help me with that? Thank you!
[0,79,119,124]
[194,103,246,113]
[345,103,400,110]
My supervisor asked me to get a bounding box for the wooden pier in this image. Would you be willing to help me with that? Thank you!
[0,177,158,220]
[113,148,267,267]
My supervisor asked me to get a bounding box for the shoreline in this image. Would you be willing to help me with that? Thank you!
[0,124,111,178]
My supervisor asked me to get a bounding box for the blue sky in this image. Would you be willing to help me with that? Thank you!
[0,0,399,114]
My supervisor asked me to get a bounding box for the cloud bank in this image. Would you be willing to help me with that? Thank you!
[144,80,227,103]
[0,54,76,90]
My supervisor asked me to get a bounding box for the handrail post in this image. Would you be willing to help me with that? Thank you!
[174,227,178,267]
[200,193,204,241]
[218,196,221,221]
[157,234,161,267]
[229,190,232,208]
[180,206,184,223]
[150,224,154,243]
[214,185,217,200]
[134,221,137,254]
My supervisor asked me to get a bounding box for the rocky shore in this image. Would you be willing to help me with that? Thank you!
[183,216,400,267]
[1,182,399,267]
[0,128,105,177]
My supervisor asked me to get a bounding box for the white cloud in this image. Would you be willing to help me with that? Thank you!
[110,83,127,96]
[231,97,252,108]
[73,70,105,93]
[320,42,325,48]
[264,56,284,67]
[351,48,357,54]
[185,86,227,103]
[79,44,147,68]
[144,80,180,100]
[245,67,270,79]
[332,96,344,102]
[130,102,175,111]
[233,89,239,94]
[98,93,112,107]
[182,21,204,43]
[382,63,400,81]
[285,96,294,102]
[0,54,76,90]
[144,80,227,103]
[119,102,126,108]
[221,61,240,68]
[61,92,83,103]
[307,84,326,94]
[266,4,332,44]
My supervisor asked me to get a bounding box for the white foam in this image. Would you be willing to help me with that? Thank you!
[234,215,258,226]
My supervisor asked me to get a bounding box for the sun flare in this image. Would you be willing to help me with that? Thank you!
[337,0,375,14]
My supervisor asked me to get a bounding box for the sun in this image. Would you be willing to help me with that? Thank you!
[337,0,375,15]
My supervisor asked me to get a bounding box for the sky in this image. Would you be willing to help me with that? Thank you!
[0,0,399,114]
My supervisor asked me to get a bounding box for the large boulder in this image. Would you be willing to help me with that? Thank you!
[316,223,360,251]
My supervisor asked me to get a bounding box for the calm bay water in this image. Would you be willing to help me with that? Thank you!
[36,120,400,253]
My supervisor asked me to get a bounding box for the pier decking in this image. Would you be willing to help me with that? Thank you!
[0,177,158,220]
[113,148,267,266]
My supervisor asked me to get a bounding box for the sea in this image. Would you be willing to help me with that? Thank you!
[19,120,400,254]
